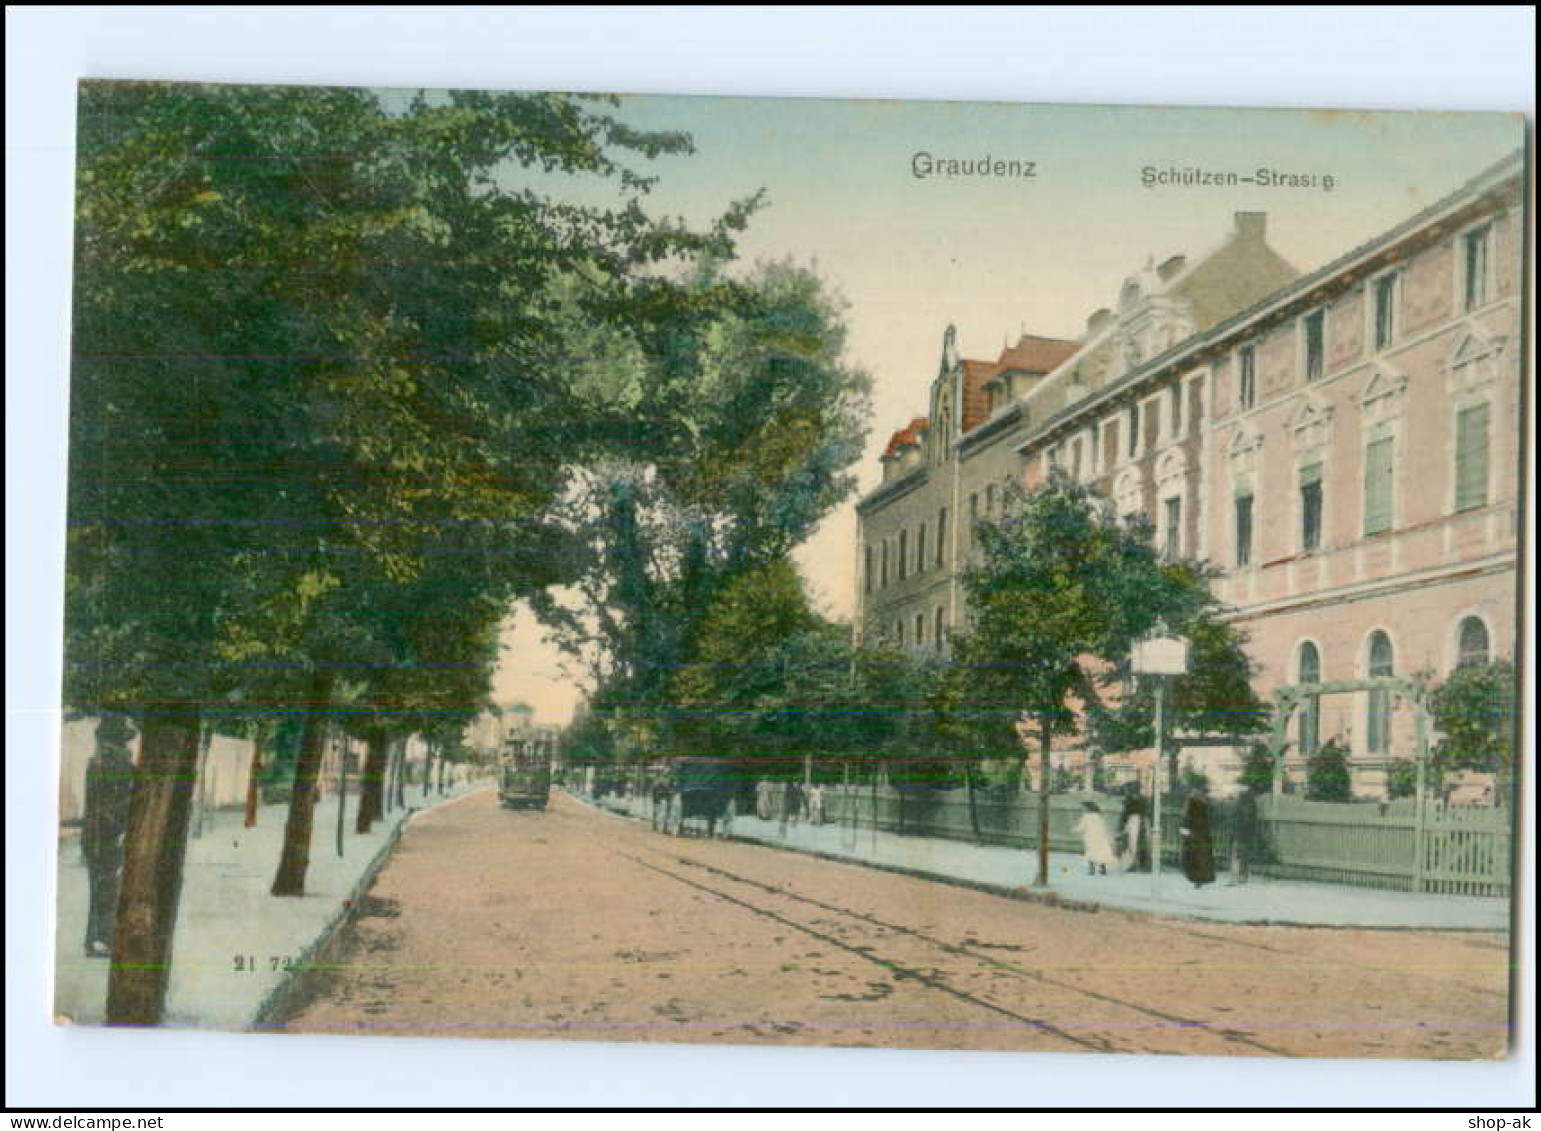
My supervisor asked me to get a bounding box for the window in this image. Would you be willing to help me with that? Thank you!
[1363,434,1395,536]
[985,484,996,516]
[934,607,945,652]
[864,546,872,593]
[915,613,925,647]
[1454,402,1491,511]
[881,541,889,587]
[898,530,908,580]
[1071,438,1083,479]
[1367,631,1394,755]
[969,493,979,543]
[916,524,927,574]
[1298,641,1321,757]
[1169,384,1183,438]
[1464,224,1492,311]
[1373,275,1397,352]
[1234,490,1254,567]
[1304,311,1326,381]
[1238,346,1257,409]
[1163,496,1182,560]
[1457,617,1490,669]
[895,620,904,648]
[936,507,948,566]
[1126,403,1139,458]
[1300,462,1324,552]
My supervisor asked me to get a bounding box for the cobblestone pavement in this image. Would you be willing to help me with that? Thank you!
[275,790,1511,1058]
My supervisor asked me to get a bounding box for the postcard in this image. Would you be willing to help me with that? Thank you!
[55,79,1525,1059]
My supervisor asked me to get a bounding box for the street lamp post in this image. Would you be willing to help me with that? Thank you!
[1132,622,1190,899]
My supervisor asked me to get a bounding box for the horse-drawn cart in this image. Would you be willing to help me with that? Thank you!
[649,757,737,837]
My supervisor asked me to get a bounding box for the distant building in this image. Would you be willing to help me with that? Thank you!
[856,152,1523,797]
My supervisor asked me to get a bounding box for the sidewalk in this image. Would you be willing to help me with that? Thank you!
[586,792,1509,931]
[53,781,491,1030]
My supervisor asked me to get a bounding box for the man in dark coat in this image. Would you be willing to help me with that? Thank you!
[82,715,136,956]
[1179,782,1216,889]
[1230,784,1262,885]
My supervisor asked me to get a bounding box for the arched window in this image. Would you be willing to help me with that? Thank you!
[1297,641,1321,756]
[1367,631,1394,755]
[934,606,945,652]
[1457,617,1490,669]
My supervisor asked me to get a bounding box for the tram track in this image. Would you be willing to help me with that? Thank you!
[617,840,1295,1057]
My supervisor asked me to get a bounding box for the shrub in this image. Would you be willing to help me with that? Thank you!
[1306,738,1353,802]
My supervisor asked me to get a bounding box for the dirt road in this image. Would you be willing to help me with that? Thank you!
[274,790,1509,1057]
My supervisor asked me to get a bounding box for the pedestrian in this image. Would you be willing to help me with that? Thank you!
[808,783,827,827]
[779,780,804,834]
[1179,782,1216,889]
[1119,784,1150,872]
[1074,801,1119,876]
[82,715,136,957]
[1229,784,1261,885]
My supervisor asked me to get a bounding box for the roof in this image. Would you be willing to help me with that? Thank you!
[882,415,929,459]
[994,333,1080,376]
[961,334,1079,432]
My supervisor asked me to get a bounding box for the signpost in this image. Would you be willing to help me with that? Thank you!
[1132,623,1190,899]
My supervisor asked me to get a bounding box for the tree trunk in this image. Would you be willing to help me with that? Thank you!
[1035,716,1052,887]
[335,732,348,858]
[190,722,214,839]
[106,701,202,1026]
[391,740,407,810]
[243,727,264,829]
[423,741,435,800]
[437,753,446,795]
[356,732,390,834]
[965,760,983,846]
[271,672,334,897]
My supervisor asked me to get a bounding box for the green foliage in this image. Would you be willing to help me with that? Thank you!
[1181,764,1211,794]
[1305,737,1353,802]
[1386,758,1418,800]
[1238,742,1276,795]
[1088,606,1268,753]
[665,559,942,784]
[950,468,1236,772]
[1429,660,1516,792]
[66,80,747,739]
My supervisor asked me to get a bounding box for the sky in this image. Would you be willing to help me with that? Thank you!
[482,94,1522,724]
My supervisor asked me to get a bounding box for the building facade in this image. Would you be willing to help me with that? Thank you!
[855,152,1524,796]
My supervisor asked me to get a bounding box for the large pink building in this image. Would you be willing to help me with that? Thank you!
[858,151,1525,796]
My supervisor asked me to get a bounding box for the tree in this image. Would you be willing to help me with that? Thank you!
[1429,659,1517,805]
[1305,737,1353,802]
[533,261,871,754]
[951,469,1228,886]
[67,80,752,1025]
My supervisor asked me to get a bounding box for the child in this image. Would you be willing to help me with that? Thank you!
[1074,800,1119,876]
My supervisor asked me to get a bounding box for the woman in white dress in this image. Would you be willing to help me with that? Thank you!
[1074,801,1119,876]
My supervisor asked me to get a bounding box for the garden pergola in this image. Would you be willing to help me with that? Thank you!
[1267,676,1434,887]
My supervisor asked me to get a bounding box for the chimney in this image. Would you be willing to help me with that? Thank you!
[1157,254,1187,282]
[1234,212,1267,242]
[1085,308,1113,337]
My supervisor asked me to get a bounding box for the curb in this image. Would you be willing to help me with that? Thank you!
[247,786,491,1030]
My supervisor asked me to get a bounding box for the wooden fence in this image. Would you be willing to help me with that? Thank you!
[769,783,1511,898]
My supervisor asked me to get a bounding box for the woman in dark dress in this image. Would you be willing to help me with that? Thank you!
[1180,784,1216,888]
